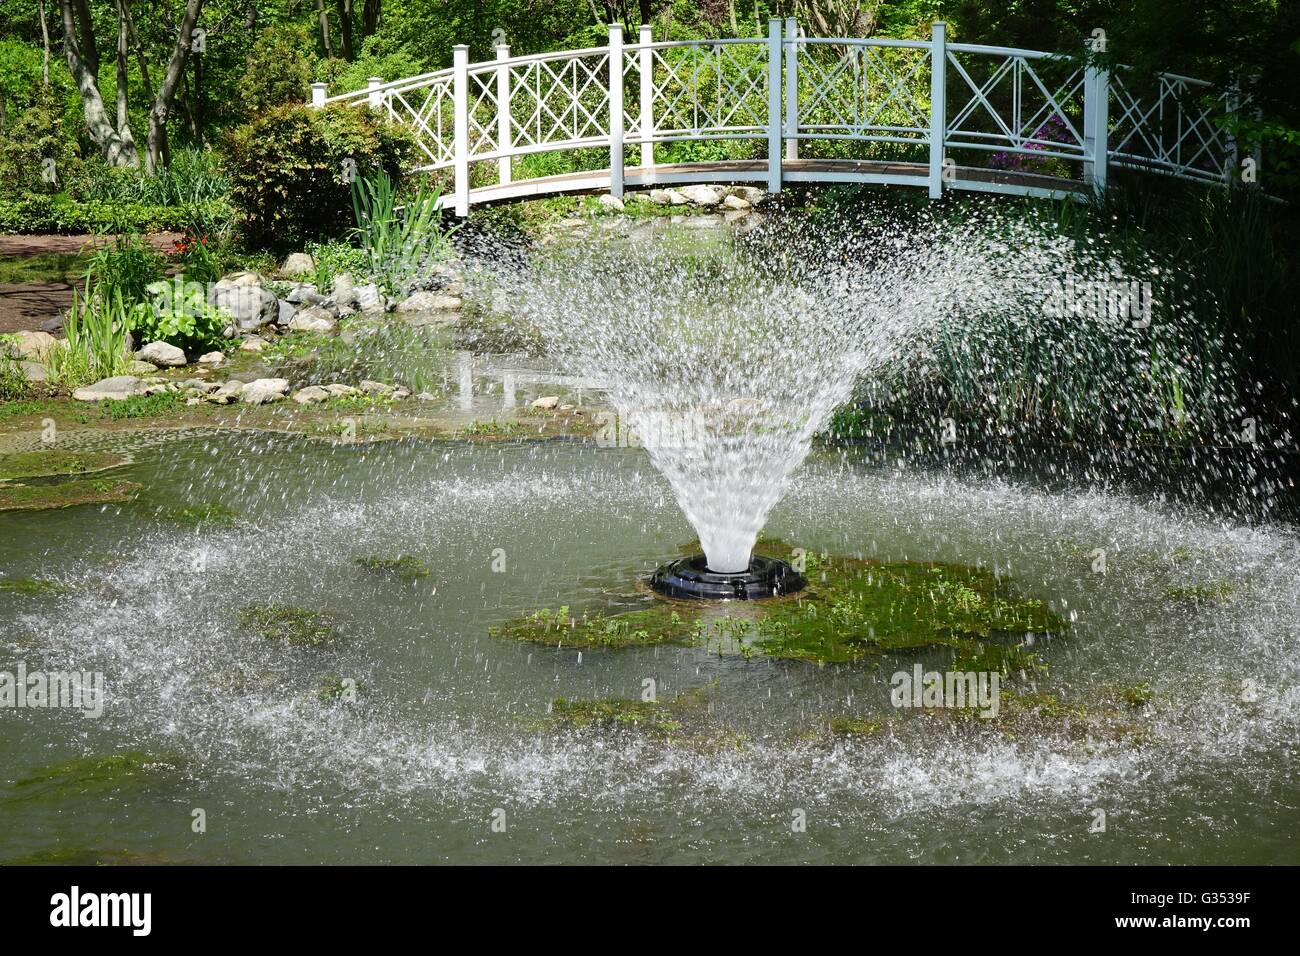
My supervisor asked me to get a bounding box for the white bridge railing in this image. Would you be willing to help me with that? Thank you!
[311,19,1246,215]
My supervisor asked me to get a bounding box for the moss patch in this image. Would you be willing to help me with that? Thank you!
[316,673,364,702]
[237,603,339,647]
[1164,581,1236,603]
[0,478,141,511]
[354,554,431,579]
[495,548,1066,665]
[0,577,66,595]
[155,502,242,526]
[0,449,127,480]
[4,752,181,805]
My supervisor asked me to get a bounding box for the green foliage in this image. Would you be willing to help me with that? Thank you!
[0,195,232,235]
[224,103,415,251]
[71,149,231,206]
[304,240,370,293]
[0,83,81,198]
[237,25,314,113]
[350,169,456,294]
[237,603,339,647]
[48,281,134,389]
[130,279,231,352]
[99,392,182,420]
[85,234,164,304]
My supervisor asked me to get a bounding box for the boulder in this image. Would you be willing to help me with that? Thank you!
[4,330,57,360]
[206,380,245,404]
[126,360,159,375]
[238,337,266,353]
[396,291,461,313]
[287,306,338,334]
[280,253,315,277]
[291,385,331,405]
[324,383,359,397]
[415,392,438,402]
[218,270,266,287]
[240,378,289,405]
[722,194,752,210]
[285,284,325,305]
[71,375,148,402]
[210,281,278,331]
[137,341,187,367]
[357,283,386,313]
[599,194,624,211]
[531,395,560,410]
[331,273,359,308]
[19,361,47,383]
[679,184,725,206]
[649,188,690,206]
[277,299,297,327]
[197,351,225,366]
[359,379,395,396]
[730,185,766,206]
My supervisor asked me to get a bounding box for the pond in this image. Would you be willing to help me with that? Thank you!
[2,428,1295,863]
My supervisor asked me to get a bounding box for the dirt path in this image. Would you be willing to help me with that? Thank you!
[0,232,181,334]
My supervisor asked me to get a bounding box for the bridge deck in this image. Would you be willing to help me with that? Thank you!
[452,160,1087,210]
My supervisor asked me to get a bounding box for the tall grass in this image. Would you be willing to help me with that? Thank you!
[75,148,231,206]
[46,280,135,390]
[350,171,457,296]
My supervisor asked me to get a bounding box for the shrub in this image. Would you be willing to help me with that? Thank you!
[131,279,231,353]
[85,234,164,305]
[0,195,233,235]
[236,25,313,113]
[350,170,456,295]
[224,103,415,251]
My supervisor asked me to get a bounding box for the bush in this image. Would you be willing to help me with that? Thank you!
[223,103,415,252]
[131,279,231,353]
[237,25,313,113]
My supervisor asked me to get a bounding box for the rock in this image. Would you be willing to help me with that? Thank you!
[4,330,57,360]
[391,387,410,401]
[19,361,46,383]
[197,351,225,366]
[722,194,752,210]
[723,209,751,224]
[280,253,315,277]
[649,188,690,205]
[287,306,338,334]
[238,337,266,353]
[531,395,560,410]
[679,184,725,206]
[182,379,219,394]
[240,378,289,405]
[599,194,624,211]
[359,380,394,396]
[218,270,266,287]
[324,383,359,397]
[277,299,297,327]
[285,283,324,305]
[415,392,438,402]
[137,341,187,367]
[291,385,331,405]
[206,380,245,404]
[681,214,723,229]
[397,291,461,313]
[210,280,278,331]
[71,375,148,402]
[38,317,63,333]
[331,273,358,308]
[730,185,766,205]
[126,360,159,375]
[356,283,385,313]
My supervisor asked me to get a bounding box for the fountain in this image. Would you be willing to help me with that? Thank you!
[475,205,1092,599]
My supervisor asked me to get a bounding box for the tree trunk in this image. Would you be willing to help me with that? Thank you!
[39,0,52,87]
[114,0,138,161]
[315,0,333,57]
[335,0,355,60]
[145,0,205,173]
[61,0,138,166]
[362,0,380,39]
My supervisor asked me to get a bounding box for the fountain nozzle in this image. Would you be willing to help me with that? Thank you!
[649,553,805,601]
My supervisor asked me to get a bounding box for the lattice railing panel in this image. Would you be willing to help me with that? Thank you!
[384,76,456,169]
[648,42,769,137]
[1109,73,1234,182]
[796,42,931,142]
[508,52,612,151]
[945,51,1086,164]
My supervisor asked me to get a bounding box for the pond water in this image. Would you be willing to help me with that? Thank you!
[2,429,1296,863]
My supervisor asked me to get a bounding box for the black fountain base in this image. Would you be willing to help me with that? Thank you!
[650,553,806,601]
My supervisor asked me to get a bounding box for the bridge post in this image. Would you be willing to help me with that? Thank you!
[767,18,783,194]
[453,45,470,217]
[310,83,327,108]
[496,43,512,186]
[639,25,654,169]
[784,18,799,161]
[1083,62,1109,194]
[609,23,625,199]
[928,21,947,199]
[367,77,384,110]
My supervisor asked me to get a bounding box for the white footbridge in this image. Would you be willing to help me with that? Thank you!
[311,19,1248,215]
